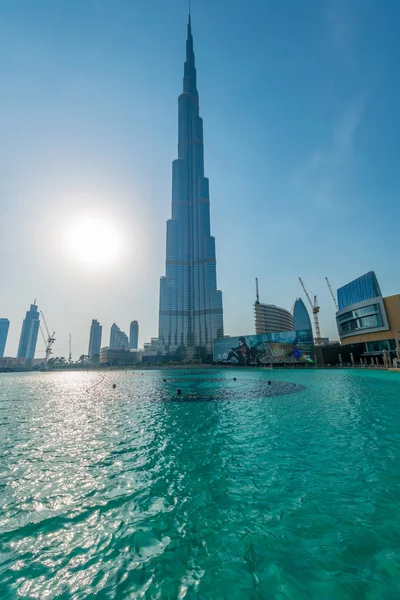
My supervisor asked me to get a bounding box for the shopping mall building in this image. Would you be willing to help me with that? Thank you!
[336,271,400,358]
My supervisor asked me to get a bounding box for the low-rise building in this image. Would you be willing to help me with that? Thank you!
[214,330,314,366]
[0,357,22,368]
[0,356,44,369]
[99,347,143,366]
[316,337,339,346]
[99,347,136,365]
[313,344,364,367]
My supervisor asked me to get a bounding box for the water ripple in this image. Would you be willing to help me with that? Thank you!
[1,369,400,598]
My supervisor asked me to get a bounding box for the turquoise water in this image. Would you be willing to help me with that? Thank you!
[1,368,400,599]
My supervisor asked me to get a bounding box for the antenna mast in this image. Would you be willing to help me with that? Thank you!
[255,277,263,334]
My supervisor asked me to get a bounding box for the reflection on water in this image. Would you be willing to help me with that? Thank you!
[1,369,400,598]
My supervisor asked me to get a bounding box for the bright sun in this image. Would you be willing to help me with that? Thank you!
[64,215,122,267]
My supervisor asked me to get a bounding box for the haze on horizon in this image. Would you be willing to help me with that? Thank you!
[1,0,399,359]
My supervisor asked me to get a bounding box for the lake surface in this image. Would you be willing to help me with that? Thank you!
[1,368,400,599]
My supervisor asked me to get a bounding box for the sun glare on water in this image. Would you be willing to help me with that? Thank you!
[64,215,122,267]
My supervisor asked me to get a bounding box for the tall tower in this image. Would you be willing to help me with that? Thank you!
[17,302,40,360]
[88,319,102,359]
[158,14,224,355]
[129,320,139,350]
[0,318,10,358]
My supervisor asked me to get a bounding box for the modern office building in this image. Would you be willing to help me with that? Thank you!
[110,323,129,349]
[129,320,139,350]
[336,271,400,357]
[17,302,40,360]
[254,303,294,334]
[338,271,382,310]
[292,298,313,333]
[158,14,223,356]
[88,319,102,359]
[0,319,10,358]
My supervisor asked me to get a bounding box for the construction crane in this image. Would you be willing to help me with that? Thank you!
[325,277,339,311]
[255,277,263,334]
[39,311,56,364]
[299,277,322,346]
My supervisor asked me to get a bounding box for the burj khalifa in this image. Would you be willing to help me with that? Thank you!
[158,15,224,355]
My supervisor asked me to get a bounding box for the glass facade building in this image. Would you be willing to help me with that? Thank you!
[292,298,313,333]
[17,303,40,360]
[335,272,400,359]
[158,16,223,354]
[88,319,102,359]
[365,339,397,353]
[129,321,139,350]
[0,318,10,358]
[337,303,383,335]
[337,271,382,310]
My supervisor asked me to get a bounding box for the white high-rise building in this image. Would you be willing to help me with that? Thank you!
[129,321,139,350]
[110,323,129,349]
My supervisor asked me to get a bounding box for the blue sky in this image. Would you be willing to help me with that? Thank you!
[1,0,399,357]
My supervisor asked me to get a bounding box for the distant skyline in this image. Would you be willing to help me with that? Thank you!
[1,0,399,358]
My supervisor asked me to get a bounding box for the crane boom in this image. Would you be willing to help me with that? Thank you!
[39,323,47,346]
[299,277,322,345]
[39,311,56,365]
[40,311,51,338]
[325,277,339,311]
[299,277,313,309]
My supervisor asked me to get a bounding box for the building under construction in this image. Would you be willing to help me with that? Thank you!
[254,278,293,334]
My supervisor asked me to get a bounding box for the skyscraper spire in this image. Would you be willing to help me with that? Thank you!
[158,15,224,356]
[184,8,196,97]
